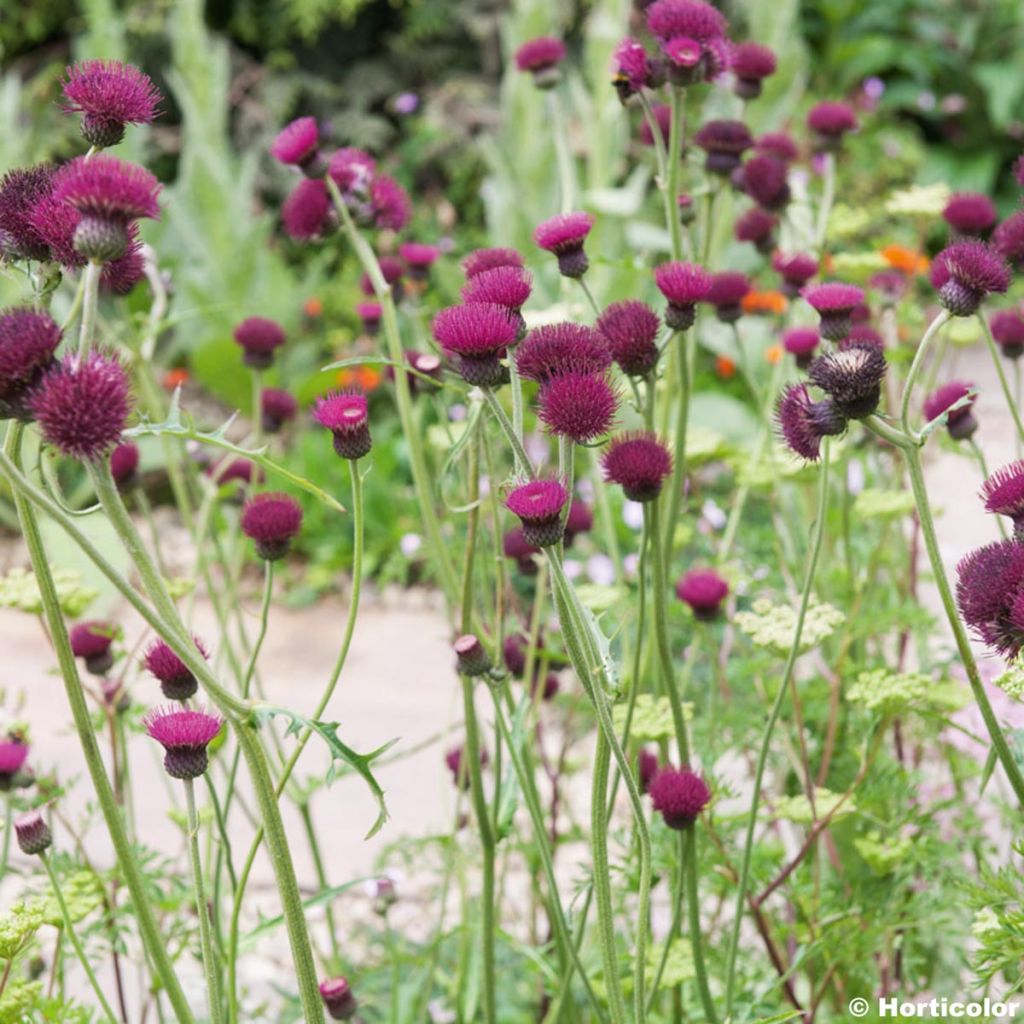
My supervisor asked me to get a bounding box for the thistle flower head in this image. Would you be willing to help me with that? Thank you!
[640,105,672,148]
[0,741,28,781]
[756,132,799,163]
[931,241,1011,316]
[100,229,146,293]
[61,60,160,147]
[782,327,820,368]
[328,148,377,192]
[842,324,884,350]
[705,271,750,322]
[993,212,1024,271]
[956,539,1024,658]
[734,207,778,252]
[694,120,753,175]
[741,154,791,211]
[538,371,618,443]
[454,634,492,677]
[369,176,412,232]
[445,744,488,789]
[270,117,320,168]
[806,101,858,149]
[802,282,865,341]
[109,441,140,488]
[433,303,517,387]
[981,461,1024,534]
[612,38,651,99]
[70,620,118,675]
[461,266,532,315]
[502,529,541,574]
[514,37,567,88]
[241,492,303,561]
[601,432,672,501]
[261,388,299,433]
[399,242,439,277]
[506,479,569,548]
[772,252,818,295]
[654,261,712,330]
[646,0,727,43]
[533,212,595,278]
[776,383,847,460]
[0,307,61,415]
[462,247,524,280]
[730,42,776,97]
[516,323,611,383]
[0,165,56,261]
[31,353,131,461]
[597,300,660,376]
[991,309,1024,359]
[14,810,51,856]
[924,380,977,440]
[282,178,332,241]
[356,302,382,333]
[233,317,286,369]
[361,256,404,296]
[943,193,996,236]
[648,766,711,827]
[26,188,83,268]
[145,636,209,702]
[807,343,887,418]
[313,392,372,459]
[638,749,659,793]
[675,568,729,620]
[143,706,223,780]
[319,977,358,1020]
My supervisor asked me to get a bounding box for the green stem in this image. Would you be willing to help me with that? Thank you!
[77,261,101,355]
[979,313,1024,445]
[663,329,690,554]
[665,86,685,261]
[684,826,717,1024]
[482,388,534,479]
[900,310,952,436]
[547,90,576,214]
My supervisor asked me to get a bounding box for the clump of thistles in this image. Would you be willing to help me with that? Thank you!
[516,323,611,383]
[234,317,286,369]
[730,42,776,98]
[931,241,1011,316]
[806,101,858,151]
[261,388,299,433]
[320,977,358,1021]
[654,261,712,330]
[705,271,750,323]
[956,539,1024,658]
[676,568,729,621]
[432,303,517,388]
[144,706,223,780]
[14,810,51,856]
[534,212,595,279]
[506,479,569,548]
[942,193,996,237]
[61,60,161,148]
[454,634,492,677]
[991,309,1024,360]
[782,327,820,369]
[270,117,325,176]
[313,392,372,460]
[31,353,131,461]
[241,492,303,561]
[981,461,1024,537]
[538,370,618,444]
[0,308,62,420]
[808,343,887,419]
[70,620,119,676]
[802,282,864,341]
[694,120,752,176]
[648,766,711,828]
[923,381,977,441]
[776,383,846,461]
[602,432,672,502]
[597,300,660,377]
[145,636,209,702]
[514,37,567,89]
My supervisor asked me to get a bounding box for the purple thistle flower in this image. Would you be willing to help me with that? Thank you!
[320,977,359,1020]
[454,634,492,677]
[31,353,131,461]
[514,37,567,88]
[638,748,659,794]
[234,317,286,370]
[981,461,1024,535]
[773,252,818,296]
[432,303,517,388]
[694,120,753,176]
[61,60,161,148]
[782,327,820,369]
[597,300,660,377]
[503,632,533,676]
[282,178,333,241]
[756,132,799,163]
[0,741,28,787]
[261,388,299,433]
[612,38,651,101]
[461,266,533,331]
[730,42,777,99]
[943,193,996,237]
[110,441,140,488]
[70,620,119,675]
[675,568,729,620]
[506,479,569,548]
[270,117,322,173]
[241,492,303,561]
[648,766,711,828]
[503,529,541,575]
[0,165,56,261]
[538,371,618,443]
[52,155,161,262]
[991,309,1024,360]
[654,260,712,330]
[26,188,81,268]
[806,101,859,150]
[313,392,372,459]
[776,383,846,460]
[956,539,1024,658]
[564,500,593,544]
[741,154,791,211]
[369,176,412,232]
[808,342,887,418]
[463,247,524,279]
[802,282,865,341]
[356,302,382,335]
[534,211,595,279]
[602,432,672,502]
[705,271,750,323]
[842,324,884,350]
[14,810,51,856]
[645,0,727,84]
[931,241,1011,316]
[734,207,778,253]
[993,211,1024,271]
[640,105,672,148]
[328,148,376,192]
[100,228,146,294]
[360,256,404,297]
[145,636,209,702]
[0,307,62,418]
[399,241,439,281]
[515,323,611,384]
[144,706,223,780]
[924,381,977,440]
[445,744,488,790]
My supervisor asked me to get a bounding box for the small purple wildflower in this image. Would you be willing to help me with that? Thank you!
[144,706,223,780]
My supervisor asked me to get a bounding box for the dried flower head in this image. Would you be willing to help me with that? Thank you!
[432,303,517,387]
[454,634,492,677]
[931,241,1011,316]
[261,388,299,433]
[649,766,711,827]
[776,383,847,460]
[597,300,660,377]
[675,568,729,620]
[14,810,51,856]
[806,101,858,150]
[282,179,332,241]
[942,193,996,237]
[506,479,569,548]
[61,60,160,147]
[313,392,372,459]
[241,492,303,561]
[320,977,358,1021]
[0,307,62,419]
[602,432,672,501]
[233,317,286,370]
[981,461,1024,536]
[70,620,119,675]
[990,309,1024,360]
[516,323,611,384]
[808,343,887,418]
[923,380,977,440]
[694,120,753,175]
[539,371,618,443]
[956,539,1024,658]
[734,207,778,253]
[144,706,223,780]
[741,154,791,211]
[463,247,524,280]
[534,212,595,278]
[31,353,131,461]
[802,282,865,341]
[270,117,322,172]
[782,327,820,369]
[0,165,56,261]
[993,211,1024,271]
[145,636,209,702]
[772,252,818,296]
[730,42,777,98]
[654,261,712,330]
[705,271,750,323]
[514,37,567,88]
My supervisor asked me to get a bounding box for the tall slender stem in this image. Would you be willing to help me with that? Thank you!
[77,261,101,355]
[663,329,691,554]
[482,388,534,479]
[900,310,951,436]
[665,86,685,261]
[684,826,717,1024]
[979,313,1024,445]
[547,90,576,214]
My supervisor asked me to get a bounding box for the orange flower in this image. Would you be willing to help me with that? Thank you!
[337,365,382,392]
[715,354,736,378]
[742,290,788,316]
[881,244,929,276]
[163,368,189,390]
[765,344,783,365]
[304,296,324,318]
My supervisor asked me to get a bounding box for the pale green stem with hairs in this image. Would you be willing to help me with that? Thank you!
[77,262,101,356]
[979,313,1024,445]
[900,310,952,437]
[547,90,576,214]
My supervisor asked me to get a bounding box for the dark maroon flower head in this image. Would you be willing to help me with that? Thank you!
[506,479,569,548]
[52,156,161,262]
[782,327,820,369]
[514,37,567,88]
[564,500,594,543]
[730,42,776,98]
[241,492,303,561]
[806,101,858,150]
[0,741,28,784]
[313,392,372,459]
[993,211,1024,271]
[445,744,488,790]
[145,636,209,702]
[613,38,651,100]
[516,323,611,383]
[637,748,659,794]
[931,241,1011,316]
[463,247,524,280]
[924,380,977,440]
[694,120,753,175]
[539,371,618,443]
[734,207,778,253]
[0,165,56,261]
[270,117,321,170]
[70,620,119,675]
[320,977,358,1021]
[282,179,332,241]
[776,383,846,460]
[841,324,884,350]
[503,632,530,676]
[675,568,729,620]
[802,282,865,341]
[356,302,382,334]
[602,432,672,502]
[741,154,790,211]
[705,271,750,323]
[399,241,439,279]
[503,529,540,574]
[109,441,140,488]
[100,228,146,293]
[649,766,711,827]
[27,187,81,268]
[756,132,799,163]
[654,261,712,330]
[14,810,51,856]
[369,176,412,232]
[328,148,376,192]
[461,266,532,322]
[454,633,492,677]
[640,105,672,148]
[597,300,660,377]
[534,212,595,278]
[943,193,996,236]
[234,317,286,370]
[808,343,887,419]
[981,461,1024,535]
[772,252,818,296]
[532,672,560,700]
[31,353,131,461]
[144,706,223,780]
[61,60,161,147]
[956,539,1024,657]
[433,303,517,387]
[991,309,1024,359]
[0,307,62,416]
[261,388,299,433]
